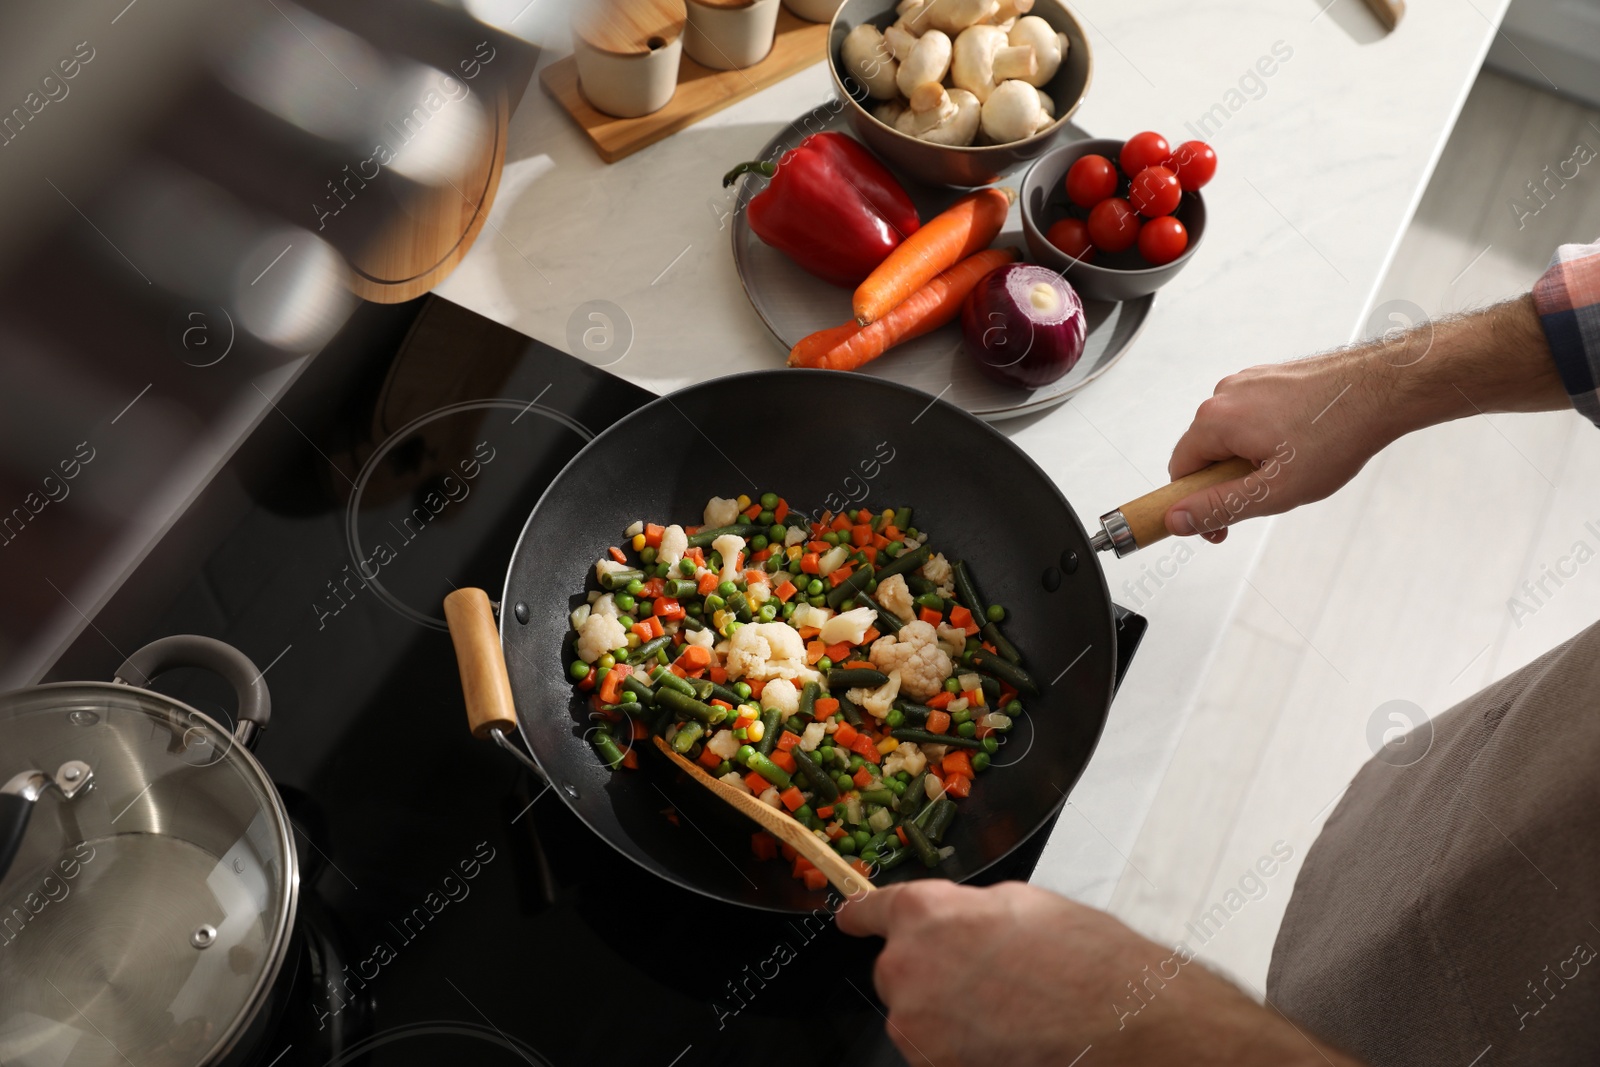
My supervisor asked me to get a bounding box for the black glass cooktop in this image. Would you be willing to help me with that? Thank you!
[48,296,1144,1067]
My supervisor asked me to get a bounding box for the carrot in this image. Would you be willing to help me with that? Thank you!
[771,750,798,774]
[698,745,723,770]
[851,188,1015,327]
[787,322,861,369]
[746,771,771,794]
[779,786,806,812]
[598,664,630,704]
[775,579,798,603]
[926,710,951,735]
[802,868,829,891]
[831,718,854,744]
[620,749,639,770]
[918,606,943,626]
[608,546,627,564]
[679,645,712,670]
[944,773,972,799]
[752,832,778,861]
[644,523,665,548]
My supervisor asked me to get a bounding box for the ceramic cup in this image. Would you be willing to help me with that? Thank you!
[572,6,685,118]
[684,0,782,70]
[781,0,844,21]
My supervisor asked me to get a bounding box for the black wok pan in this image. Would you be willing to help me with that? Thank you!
[444,369,1237,913]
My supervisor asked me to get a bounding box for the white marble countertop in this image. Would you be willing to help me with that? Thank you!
[439,0,1507,908]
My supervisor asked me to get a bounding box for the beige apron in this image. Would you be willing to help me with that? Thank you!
[1268,621,1600,1065]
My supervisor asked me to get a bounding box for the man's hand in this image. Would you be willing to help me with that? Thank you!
[1164,295,1565,541]
[836,879,1361,1067]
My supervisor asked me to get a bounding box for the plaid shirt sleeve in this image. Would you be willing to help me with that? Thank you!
[1532,238,1600,427]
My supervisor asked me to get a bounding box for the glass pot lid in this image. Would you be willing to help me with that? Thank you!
[0,679,297,1067]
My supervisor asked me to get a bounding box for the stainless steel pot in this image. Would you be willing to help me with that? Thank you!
[0,635,297,1067]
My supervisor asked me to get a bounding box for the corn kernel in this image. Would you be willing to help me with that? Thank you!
[786,545,802,560]
[631,533,647,551]
[748,719,765,742]
[877,737,898,755]
[713,609,731,630]
[737,494,751,509]
[971,689,986,707]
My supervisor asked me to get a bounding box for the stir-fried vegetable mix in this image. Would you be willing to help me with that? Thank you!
[568,492,1039,889]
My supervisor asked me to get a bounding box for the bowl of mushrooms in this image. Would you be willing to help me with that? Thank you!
[829,0,1092,188]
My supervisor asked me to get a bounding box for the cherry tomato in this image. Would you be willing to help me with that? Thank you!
[1128,165,1181,218]
[1046,217,1096,261]
[1137,216,1188,266]
[1064,154,1118,209]
[1171,140,1217,191]
[1086,198,1140,253]
[1119,131,1171,177]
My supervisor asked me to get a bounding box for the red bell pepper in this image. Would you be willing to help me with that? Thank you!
[724,132,921,288]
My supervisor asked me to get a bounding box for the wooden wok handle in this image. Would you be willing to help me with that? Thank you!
[653,737,875,899]
[443,588,518,740]
[1362,0,1403,31]
[1094,457,1257,556]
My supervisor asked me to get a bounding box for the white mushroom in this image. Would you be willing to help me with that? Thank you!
[893,0,929,35]
[983,0,1033,23]
[921,0,999,34]
[951,24,1037,103]
[895,28,952,98]
[1035,87,1056,130]
[872,99,907,127]
[903,86,980,145]
[1008,15,1067,87]
[895,83,954,136]
[841,24,899,100]
[884,24,919,62]
[980,78,1043,143]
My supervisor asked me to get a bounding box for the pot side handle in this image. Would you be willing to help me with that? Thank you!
[442,588,519,740]
[113,635,271,746]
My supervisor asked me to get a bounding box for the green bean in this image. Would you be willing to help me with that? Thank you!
[671,720,704,754]
[925,797,957,843]
[745,751,792,789]
[872,544,930,583]
[757,706,782,755]
[859,788,896,806]
[978,675,1002,702]
[981,623,1024,666]
[627,635,671,663]
[827,667,889,689]
[894,701,934,725]
[656,687,727,726]
[622,676,656,706]
[838,695,864,726]
[892,507,912,530]
[913,592,947,613]
[889,728,982,749]
[791,744,839,802]
[854,590,904,634]
[726,591,750,621]
[875,845,913,872]
[825,565,876,609]
[903,819,940,867]
[662,578,698,598]
[681,615,705,632]
[593,730,626,770]
[897,771,929,816]
[799,681,819,720]
[651,668,698,698]
[967,648,1039,695]
[687,677,743,707]
[599,568,645,591]
[906,575,936,596]
[686,523,762,549]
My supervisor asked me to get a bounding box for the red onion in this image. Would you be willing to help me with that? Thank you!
[960,264,1086,388]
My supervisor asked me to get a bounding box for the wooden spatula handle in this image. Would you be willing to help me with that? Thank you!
[443,588,519,740]
[1097,456,1258,555]
[1362,0,1403,31]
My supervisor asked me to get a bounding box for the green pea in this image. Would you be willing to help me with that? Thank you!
[781,602,797,619]
[704,594,725,612]
[758,510,775,526]
[836,771,855,790]
[861,849,880,865]
[687,602,703,617]
[768,524,786,541]
[625,579,645,595]
[807,594,826,607]
[795,804,814,821]
[888,778,906,795]
[616,615,635,629]
[905,527,920,539]
[806,578,824,596]
[982,736,1000,753]
[736,744,756,765]
[972,752,991,772]
[614,592,637,613]
[639,546,657,563]
[848,754,865,771]
[817,656,832,672]
[596,653,615,670]
[655,562,671,578]
[734,681,752,700]
[636,600,652,617]
[884,541,904,558]
[718,580,738,597]
[986,604,1006,623]
[957,721,977,738]
[569,660,590,680]
[760,492,779,509]
[751,534,769,551]
[836,835,857,855]
[679,559,696,576]
[951,708,972,725]
[854,829,872,849]
[788,559,804,575]
[886,708,904,728]
[758,603,778,622]
[823,531,841,545]
[1006,699,1023,715]
[621,689,638,703]
[944,677,961,693]
[865,578,878,594]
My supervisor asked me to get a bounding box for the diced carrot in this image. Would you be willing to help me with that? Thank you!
[895,826,909,846]
[771,750,797,774]
[710,698,733,711]
[648,615,665,638]
[800,553,821,574]
[608,547,627,564]
[807,540,831,553]
[630,718,650,741]
[805,640,827,664]
[698,745,723,769]
[752,832,778,861]
[743,502,764,520]
[734,708,759,730]
[982,641,998,654]
[670,664,688,678]
[578,669,596,691]
[775,580,798,603]
[862,546,878,564]
[975,723,995,740]
[776,730,801,752]
[832,720,856,746]
[644,523,665,548]
[862,627,879,645]
[999,683,1018,706]
[631,621,653,641]
[773,499,789,522]
[802,868,829,891]
[745,569,766,585]
[949,605,979,635]
[678,645,712,670]
[751,548,771,563]
[748,678,766,698]
[780,786,806,811]
[746,771,770,794]
[642,577,666,598]
[597,664,630,704]
[815,804,835,819]
[832,514,852,532]
[961,689,980,705]
[816,697,841,719]
[918,607,943,626]
[709,664,728,684]
[944,773,972,799]
[828,565,855,588]
[825,641,852,662]
[926,710,951,735]
[848,857,873,879]
[797,626,822,641]
[927,691,954,710]
[882,525,902,541]
[826,824,846,840]
[697,572,720,595]
[943,751,974,778]
[872,534,890,551]
[850,525,873,547]
[620,749,639,770]
[851,735,882,764]
[792,855,815,876]
[654,597,684,620]
[685,547,705,567]
[780,842,799,863]
[852,766,875,789]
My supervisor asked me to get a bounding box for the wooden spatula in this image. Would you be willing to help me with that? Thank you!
[1363,0,1403,30]
[653,736,875,898]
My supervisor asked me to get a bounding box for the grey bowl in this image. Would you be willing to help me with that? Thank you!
[827,0,1094,189]
[1020,137,1207,302]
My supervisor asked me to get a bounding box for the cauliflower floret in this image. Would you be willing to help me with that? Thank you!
[792,603,834,630]
[849,669,901,719]
[820,605,877,646]
[760,677,801,720]
[919,552,956,597]
[706,729,742,760]
[876,573,915,622]
[658,524,688,567]
[936,622,967,658]
[784,526,807,547]
[749,580,771,608]
[712,533,746,585]
[800,721,827,751]
[595,558,630,583]
[758,786,782,808]
[575,612,627,663]
[868,621,953,701]
[590,593,620,619]
[726,623,818,684]
[685,626,716,650]
[720,771,753,794]
[883,741,926,778]
[703,496,740,528]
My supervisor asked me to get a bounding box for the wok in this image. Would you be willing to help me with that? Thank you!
[444,370,1240,913]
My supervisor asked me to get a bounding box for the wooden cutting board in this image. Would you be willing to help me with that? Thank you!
[541,7,830,164]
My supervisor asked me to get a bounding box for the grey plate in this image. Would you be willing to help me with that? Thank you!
[730,109,1153,422]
